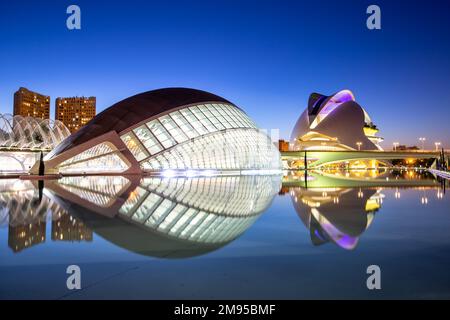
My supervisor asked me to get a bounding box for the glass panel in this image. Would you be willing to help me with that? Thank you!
[132,193,162,223]
[159,115,188,143]
[58,154,127,174]
[119,186,148,215]
[169,111,199,139]
[133,125,163,155]
[180,109,208,135]
[145,199,174,227]
[120,132,149,161]
[147,120,176,149]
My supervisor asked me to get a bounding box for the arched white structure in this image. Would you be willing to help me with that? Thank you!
[0,113,70,150]
[291,90,383,151]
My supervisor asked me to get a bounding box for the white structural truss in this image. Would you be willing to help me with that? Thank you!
[0,114,70,150]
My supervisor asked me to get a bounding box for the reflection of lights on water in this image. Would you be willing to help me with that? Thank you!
[357,189,364,198]
[185,170,199,177]
[322,192,328,197]
[394,188,401,199]
[12,180,27,191]
[162,169,221,177]
[97,177,108,186]
[421,197,428,205]
[160,169,273,178]
[161,169,177,178]
[437,191,444,199]
[333,197,339,204]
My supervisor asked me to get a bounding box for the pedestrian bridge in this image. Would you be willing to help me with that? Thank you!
[282,171,442,189]
[281,150,448,168]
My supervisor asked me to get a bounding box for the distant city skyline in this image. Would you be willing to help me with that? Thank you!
[1,0,450,148]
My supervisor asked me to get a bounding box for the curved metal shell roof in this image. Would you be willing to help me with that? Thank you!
[48,87,233,158]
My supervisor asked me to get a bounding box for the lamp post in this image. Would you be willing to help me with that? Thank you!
[435,142,441,151]
[393,142,399,151]
[356,142,362,151]
[419,137,426,150]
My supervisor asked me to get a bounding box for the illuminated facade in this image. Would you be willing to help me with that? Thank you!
[39,88,281,175]
[290,90,383,152]
[14,87,50,119]
[55,96,96,133]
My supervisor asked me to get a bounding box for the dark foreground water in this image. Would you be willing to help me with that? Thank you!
[0,170,449,299]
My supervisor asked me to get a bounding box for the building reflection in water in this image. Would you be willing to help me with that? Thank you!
[8,221,46,253]
[2,171,446,255]
[289,186,384,250]
[1,175,280,256]
[0,179,92,252]
[283,168,447,250]
[44,175,281,258]
[51,213,93,242]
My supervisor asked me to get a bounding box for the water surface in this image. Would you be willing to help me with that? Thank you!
[1,170,449,299]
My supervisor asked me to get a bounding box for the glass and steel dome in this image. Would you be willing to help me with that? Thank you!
[41,88,281,175]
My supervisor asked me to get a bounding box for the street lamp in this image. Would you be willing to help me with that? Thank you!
[435,142,441,151]
[393,142,399,151]
[356,142,362,151]
[419,137,426,150]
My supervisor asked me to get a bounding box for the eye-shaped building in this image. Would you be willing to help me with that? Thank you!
[290,90,383,151]
[38,88,281,175]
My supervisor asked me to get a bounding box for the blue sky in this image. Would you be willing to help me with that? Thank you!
[1,0,450,148]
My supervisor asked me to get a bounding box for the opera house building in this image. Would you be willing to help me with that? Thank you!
[33,88,281,175]
[291,90,383,152]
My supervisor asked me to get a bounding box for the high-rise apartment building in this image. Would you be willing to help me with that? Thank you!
[51,212,93,242]
[55,96,96,133]
[13,87,50,119]
[8,221,46,253]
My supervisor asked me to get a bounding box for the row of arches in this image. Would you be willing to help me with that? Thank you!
[0,114,70,150]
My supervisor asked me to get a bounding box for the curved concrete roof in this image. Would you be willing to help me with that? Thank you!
[48,87,233,158]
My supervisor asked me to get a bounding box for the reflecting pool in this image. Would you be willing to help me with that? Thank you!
[1,170,449,299]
